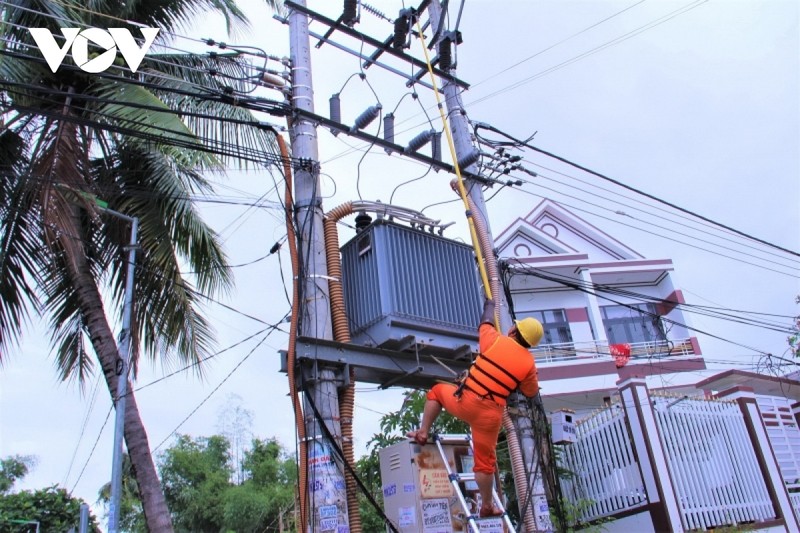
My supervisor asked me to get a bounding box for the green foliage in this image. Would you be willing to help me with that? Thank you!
[97,454,146,533]
[0,455,99,532]
[0,456,35,495]
[158,434,296,533]
[0,486,100,533]
[160,435,232,533]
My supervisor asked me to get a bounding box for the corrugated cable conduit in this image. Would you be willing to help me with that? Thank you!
[277,134,308,529]
[323,201,361,533]
[452,179,536,532]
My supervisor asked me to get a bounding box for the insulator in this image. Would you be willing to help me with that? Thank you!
[351,104,382,131]
[432,131,442,162]
[354,211,372,232]
[457,149,480,169]
[261,72,285,88]
[329,93,341,123]
[393,15,409,49]
[405,129,434,153]
[343,0,358,26]
[438,38,452,70]
[383,113,395,144]
[363,3,389,21]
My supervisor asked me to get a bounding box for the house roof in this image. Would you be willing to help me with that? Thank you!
[496,199,674,290]
[695,369,800,402]
[495,198,643,261]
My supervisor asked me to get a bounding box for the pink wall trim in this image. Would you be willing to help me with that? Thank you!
[539,360,618,380]
[689,336,702,355]
[565,307,589,322]
[656,290,685,315]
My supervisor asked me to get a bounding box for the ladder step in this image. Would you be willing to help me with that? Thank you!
[449,472,475,483]
[434,433,472,445]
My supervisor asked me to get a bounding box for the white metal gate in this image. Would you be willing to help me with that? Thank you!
[652,395,774,530]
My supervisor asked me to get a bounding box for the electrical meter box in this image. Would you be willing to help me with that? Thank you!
[551,409,577,445]
[378,439,505,533]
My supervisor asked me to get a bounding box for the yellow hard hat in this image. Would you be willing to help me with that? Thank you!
[515,317,544,347]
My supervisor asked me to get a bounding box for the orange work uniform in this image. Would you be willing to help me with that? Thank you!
[427,323,539,473]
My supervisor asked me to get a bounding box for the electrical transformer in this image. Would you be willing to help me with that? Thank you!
[340,219,483,356]
[378,439,505,533]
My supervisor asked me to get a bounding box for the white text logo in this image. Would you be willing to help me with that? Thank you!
[29,27,159,74]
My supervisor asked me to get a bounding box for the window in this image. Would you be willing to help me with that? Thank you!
[601,303,666,345]
[525,309,573,345]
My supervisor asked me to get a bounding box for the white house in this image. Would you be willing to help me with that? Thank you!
[494,200,800,531]
[495,198,706,414]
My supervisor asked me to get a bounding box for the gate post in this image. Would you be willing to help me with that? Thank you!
[618,377,684,532]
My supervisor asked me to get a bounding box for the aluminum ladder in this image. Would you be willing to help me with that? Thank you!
[432,433,516,532]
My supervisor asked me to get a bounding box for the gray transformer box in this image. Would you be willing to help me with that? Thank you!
[340,220,483,356]
[378,439,504,533]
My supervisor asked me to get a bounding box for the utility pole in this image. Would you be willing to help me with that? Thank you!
[426,2,550,530]
[287,2,349,532]
[107,208,138,533]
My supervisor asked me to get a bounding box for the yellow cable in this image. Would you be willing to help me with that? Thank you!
[415,18,499,330]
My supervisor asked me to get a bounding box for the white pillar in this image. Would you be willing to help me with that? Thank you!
[618,377,684,532]
[718,386,800,531]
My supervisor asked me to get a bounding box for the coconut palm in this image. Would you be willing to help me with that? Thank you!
[0,0,281,530]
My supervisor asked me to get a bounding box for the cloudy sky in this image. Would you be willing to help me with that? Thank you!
[1,0,798,521]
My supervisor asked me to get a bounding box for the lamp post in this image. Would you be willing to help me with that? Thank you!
[94,203,138,533]
[57,186,139,532]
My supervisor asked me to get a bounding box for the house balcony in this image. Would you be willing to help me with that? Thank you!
[532,337,698,365]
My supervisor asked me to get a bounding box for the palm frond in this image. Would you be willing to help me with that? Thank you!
[92,145,231,368]
[52,311,95,384]
[0,129,42,358]
[89,80,221,170]
[139,53,284,168]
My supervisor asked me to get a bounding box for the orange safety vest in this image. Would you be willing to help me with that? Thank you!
[462,324,535,406]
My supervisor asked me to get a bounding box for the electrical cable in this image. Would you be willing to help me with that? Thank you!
[62,373,103,488]
[150,329,272,453]
[467,0,710,107]
[504,154,800,266]
[469,0,648,90]
[477,123,799,259]
[500,176,798,278]
[69,404,114,494]
[302,380,401,533]
[505,260,777,356]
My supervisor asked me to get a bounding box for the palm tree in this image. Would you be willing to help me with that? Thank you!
[0,0,281,530]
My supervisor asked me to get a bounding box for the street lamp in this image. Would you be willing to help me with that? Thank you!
[103,207,138,533]
[56,186,138,533]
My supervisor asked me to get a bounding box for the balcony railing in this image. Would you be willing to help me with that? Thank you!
[531,338,696,364]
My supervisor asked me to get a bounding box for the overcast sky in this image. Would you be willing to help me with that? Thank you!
[1,0,798,521]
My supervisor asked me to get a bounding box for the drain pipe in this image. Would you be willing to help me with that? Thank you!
[451,180,537,532]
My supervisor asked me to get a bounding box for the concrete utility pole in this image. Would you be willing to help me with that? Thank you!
[287,2,350,532]
[426,2,550,530]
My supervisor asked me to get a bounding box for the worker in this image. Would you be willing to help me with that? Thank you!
[407,297,543,518]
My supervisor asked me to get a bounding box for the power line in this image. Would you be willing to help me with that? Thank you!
[477,123,799,258]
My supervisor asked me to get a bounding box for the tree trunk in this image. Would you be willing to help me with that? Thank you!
[66,234,174,532]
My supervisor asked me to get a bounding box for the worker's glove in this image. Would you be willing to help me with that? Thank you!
[481,298,496,325]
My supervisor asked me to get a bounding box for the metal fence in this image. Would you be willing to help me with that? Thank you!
[558,394,776,529]
[652,394,774,530]
[559,405,647,521]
